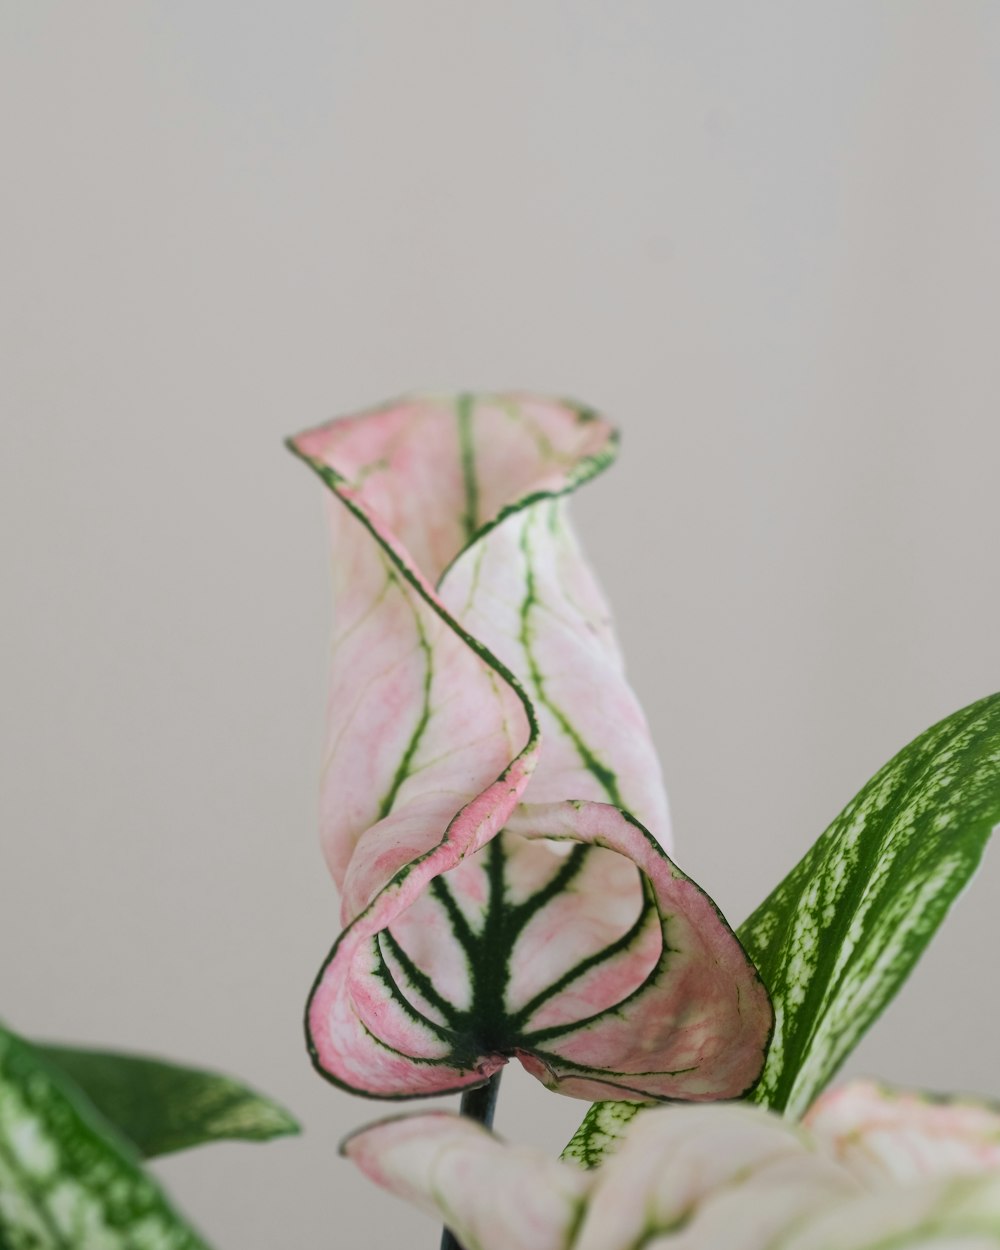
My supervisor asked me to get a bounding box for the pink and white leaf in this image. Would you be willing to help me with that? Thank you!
[805,1079,1000,1186]
[572,1102,856,1250]
[290,394,770,1100]
[342,1112,587,1250]
[506,802,770,1101]
[778,1174,1000,1249]
[345,1096,1000,1250]
[342,1103,856,1250]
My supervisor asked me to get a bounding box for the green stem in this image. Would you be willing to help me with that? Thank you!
[438,1071,503,1250]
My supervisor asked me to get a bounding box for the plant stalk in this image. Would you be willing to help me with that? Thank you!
[439,1071,503,1250]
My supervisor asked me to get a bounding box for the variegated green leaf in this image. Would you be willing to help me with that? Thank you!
[739,692,1000,1118]
[0,1022,211,1250]
[560,1100,647,1169]
[35,1045,299,1160]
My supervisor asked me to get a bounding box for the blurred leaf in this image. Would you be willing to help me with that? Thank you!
[0,1020,211,1249]
[739,692,1000,1118]
[35,1044,299,1159]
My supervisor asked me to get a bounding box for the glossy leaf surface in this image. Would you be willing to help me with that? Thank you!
[35,1044,299,1159]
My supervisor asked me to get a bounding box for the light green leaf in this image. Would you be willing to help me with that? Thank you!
[739,692,1000,1119]
[35,1045,299,1160]
[561,1100,647,1168]
[0,1021,211,1250]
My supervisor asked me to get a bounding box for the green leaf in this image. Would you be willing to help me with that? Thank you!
[35,1045,300,1160]
[0,1021,211,1250]
[738,692,1000,1119]
[560,1099,646,1168]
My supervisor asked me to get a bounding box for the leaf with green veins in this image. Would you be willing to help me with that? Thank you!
[0,1022,211,1250]
[561,1100,647,1169]
[288,395,770,1103]
[34,1044,299,1159]
[738,692,1000,1119]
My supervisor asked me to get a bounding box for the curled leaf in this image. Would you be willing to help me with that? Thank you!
[290,394,770,1101]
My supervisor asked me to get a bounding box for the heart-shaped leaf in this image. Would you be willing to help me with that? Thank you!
[739,692,1000,1118]
[0,1021,211,1249]
[34,1044,299,1159]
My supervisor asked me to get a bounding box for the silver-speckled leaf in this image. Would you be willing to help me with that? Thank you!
[561,1100,647,1169]
[739,692,1000,1118]
[35,1044,299,1159]
[0,1022,211,1250]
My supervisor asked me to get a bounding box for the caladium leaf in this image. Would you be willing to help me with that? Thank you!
[0,1021,210,1250]
[501,803,770,1101]
[568,1101,857,1250]
[738,692,1000,1118]
[777,1177,1000,1250]
[804,1079,1000,1185]
[289,394,771,1101]
[346,1096,1000,1250]
[342,1112,588,1250]
[34,1044,299,1159]
[343,1102,854,1250]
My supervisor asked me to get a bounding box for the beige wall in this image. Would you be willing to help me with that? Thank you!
[3,3,999,1246]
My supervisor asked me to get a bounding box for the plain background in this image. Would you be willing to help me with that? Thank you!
[3,3,999,1247]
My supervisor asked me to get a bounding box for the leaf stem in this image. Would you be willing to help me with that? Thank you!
[439,1071,503,1250]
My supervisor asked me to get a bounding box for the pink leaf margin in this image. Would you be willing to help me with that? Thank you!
[288,395,771,1102]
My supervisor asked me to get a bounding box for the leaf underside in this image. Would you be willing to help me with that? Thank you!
[35,1045,300,1159]
[0,1022,210,1250]
[739,692,1000,1118]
